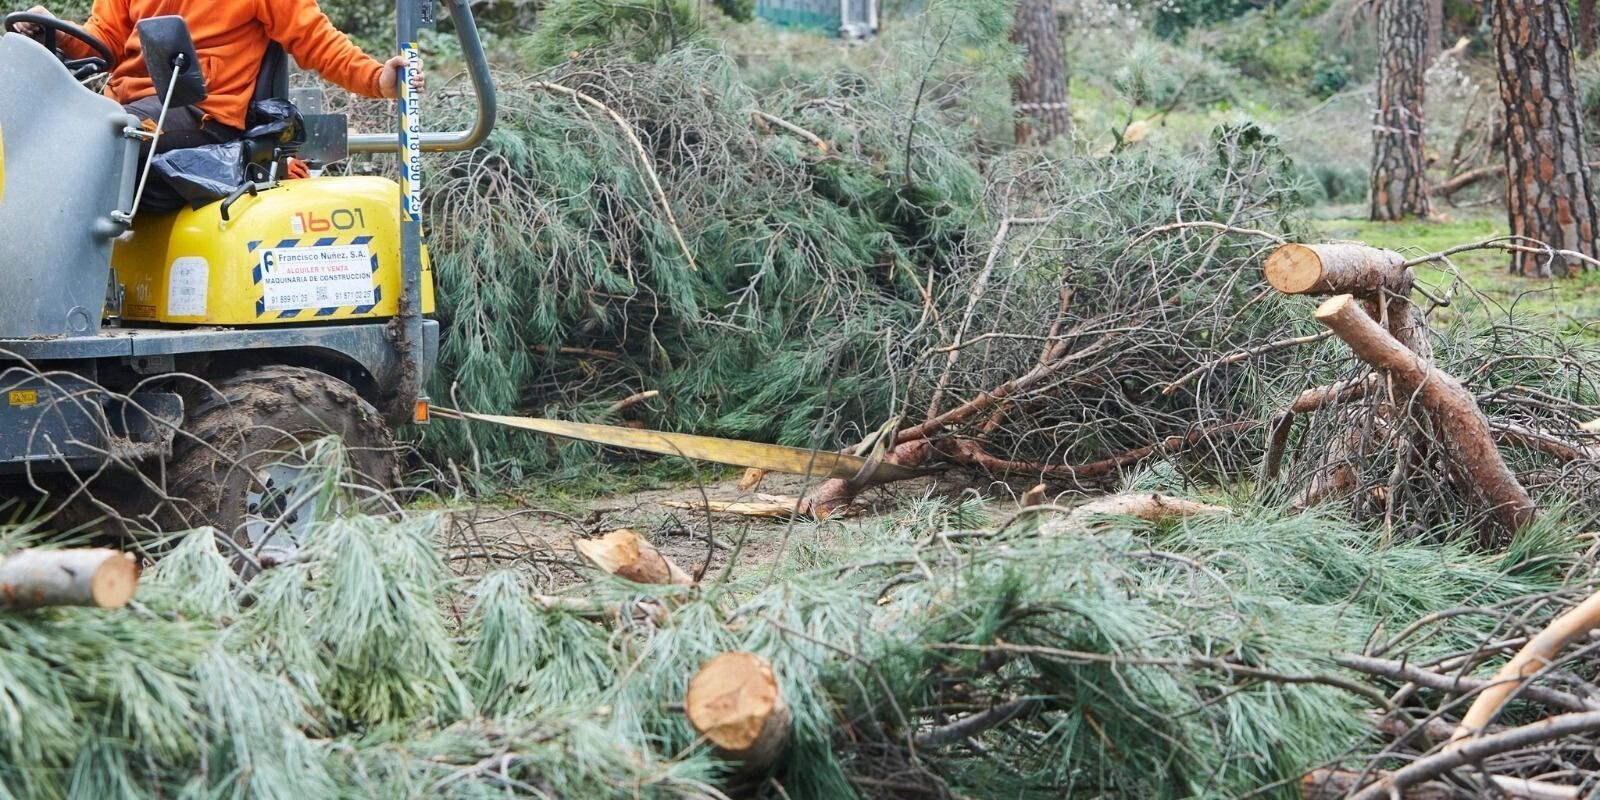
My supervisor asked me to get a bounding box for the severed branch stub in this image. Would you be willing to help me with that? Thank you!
[0,548,139,610]
[685,652,791,780]
[1314,295,1535,534]
[574,529,694,586]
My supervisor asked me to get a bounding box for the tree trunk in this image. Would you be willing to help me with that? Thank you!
[1372,0,1434,220]
[1011,0,1071,146]
[1494,0,1600,277]
[1428,0,1444,58]
[1580,0,1596,58]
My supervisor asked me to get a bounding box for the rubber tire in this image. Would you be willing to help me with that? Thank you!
[164,366,397,574]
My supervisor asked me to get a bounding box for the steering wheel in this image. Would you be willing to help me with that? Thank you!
[3,12,115,81]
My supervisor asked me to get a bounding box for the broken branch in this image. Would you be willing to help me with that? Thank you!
[1314,295,1535,534]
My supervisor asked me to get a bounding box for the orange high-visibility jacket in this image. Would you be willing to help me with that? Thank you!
[62,0,386,129]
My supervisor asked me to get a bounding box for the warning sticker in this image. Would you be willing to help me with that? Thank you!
[258,244,375,311]
[167,257,209,317]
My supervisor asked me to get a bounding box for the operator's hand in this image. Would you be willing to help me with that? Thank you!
[378,53,424,99]
[14,5,53,39]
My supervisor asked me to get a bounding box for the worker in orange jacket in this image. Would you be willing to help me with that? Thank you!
[16,0,421,166]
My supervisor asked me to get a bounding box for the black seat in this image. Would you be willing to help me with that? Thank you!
[242,42,300,177]
[254,41,289,104]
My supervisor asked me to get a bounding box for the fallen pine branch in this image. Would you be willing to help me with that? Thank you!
[914,697,1043,749]
[1451,587,1600,744]
[1163,331,1336,396]
[1303,768,1579,800]
[531,594,669,625]
[531,80,699,272]
[1347,711,1600,800]
[1314,294,1535,534]
[1333,654,1596,714]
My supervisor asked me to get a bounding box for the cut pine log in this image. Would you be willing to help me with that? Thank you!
[1264,243,1412,297]
[685,652,791,778]
[1314,295,1535,533]
[574,529,693,586]
[0,548,139,610]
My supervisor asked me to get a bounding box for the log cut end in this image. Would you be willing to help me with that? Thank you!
[1264,243,1325,294]
[575,529,693,586]
[685,651,791,770]
[91,553,139,609]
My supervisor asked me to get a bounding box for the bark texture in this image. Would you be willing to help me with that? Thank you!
[1494,0,1600,276]
[1580,0,1596,58]
[1371,0,1434,220]
[1011,0,1071,145]
[1428,0,1444,57]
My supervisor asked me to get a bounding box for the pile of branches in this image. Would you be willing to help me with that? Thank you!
[335,42,1310,496]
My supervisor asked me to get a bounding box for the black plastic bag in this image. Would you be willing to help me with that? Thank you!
[245,98,305,148]
[150,140,247,209]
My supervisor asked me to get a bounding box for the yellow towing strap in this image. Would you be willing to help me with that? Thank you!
[433,408,927,484]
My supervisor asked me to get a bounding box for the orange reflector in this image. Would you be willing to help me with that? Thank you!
[414,398,431,424]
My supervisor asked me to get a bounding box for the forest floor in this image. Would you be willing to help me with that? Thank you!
[435,468,958,589]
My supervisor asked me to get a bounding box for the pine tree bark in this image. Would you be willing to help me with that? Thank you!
[1371,0,1433,221]
[1011,0,1071,146]
[1580,0,1597,58]
[1428,0,1444,57]
[1494,0,1600,277]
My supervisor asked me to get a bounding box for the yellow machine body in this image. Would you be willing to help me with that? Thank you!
[114,175,434,325]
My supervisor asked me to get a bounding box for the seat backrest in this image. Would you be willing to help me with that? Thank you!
[253,41,289,104]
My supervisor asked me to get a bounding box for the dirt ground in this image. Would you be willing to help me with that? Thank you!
[438,471,953,590]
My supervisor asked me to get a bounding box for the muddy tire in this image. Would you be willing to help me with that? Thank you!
[163,366,397,575]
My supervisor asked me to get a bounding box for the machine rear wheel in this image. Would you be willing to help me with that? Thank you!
[163,366,398,576]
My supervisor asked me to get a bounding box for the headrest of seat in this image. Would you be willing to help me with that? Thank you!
[253,41,288,104]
